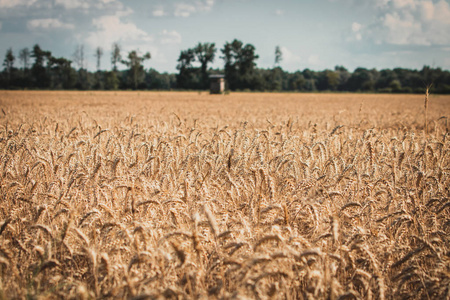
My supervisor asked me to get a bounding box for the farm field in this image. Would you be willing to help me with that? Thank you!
[0,91,449,299]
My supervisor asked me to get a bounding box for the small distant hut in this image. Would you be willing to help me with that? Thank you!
[209,74,225,94]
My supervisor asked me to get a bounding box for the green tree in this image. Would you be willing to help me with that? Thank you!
[240,44,258,74]
[104,71,119,90]
[75,69,93,90]
[31,44,52,88]
[326,70,340,91]
[301,69,317,91]
[389,79,402,92]
[146,68,176,90]
[176,49,199,89]
[221,40,242,90]
[121,50,151,89]
[177,49,195,70]
[3,48,15,83]
[334,66,350,91]
[194,43,216,88]
[268,67,283,91]
[221,39,259,90]
[49,56,76,89]
[375,69,397,92]
[346,68,376,92]
[288,72,306,91]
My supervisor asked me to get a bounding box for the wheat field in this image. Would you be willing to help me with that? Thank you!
[0,91,449,299]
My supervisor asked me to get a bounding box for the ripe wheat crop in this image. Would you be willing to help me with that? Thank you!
[0,91,449,299]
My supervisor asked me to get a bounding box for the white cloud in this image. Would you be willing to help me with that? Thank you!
[195,0,215,12]
[55,0,89,10]
[381,12,426,45]
[1,0,128,15]
[53,0,126,11]
[420,0,434,20]
[85,15,153,50]
[308,54,320,65]
[0,0,124,10]
[391,0,417,9]
[159,30,182,44]
[375,0,390,7]
[27,18,74,30]
[347,22,362,41]
[367,0,450,45]
[280,46,301,65]
[174,3,197,17]
[152,7,166,17]
[434,0,450,24]
[275,9,284,16]
[153,0,215,18]
[352,22,361,32]
[0,0,36,8]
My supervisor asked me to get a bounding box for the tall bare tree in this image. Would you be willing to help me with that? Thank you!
[111,42,121,71]
[3,48,15,71]
[94,47,103,71]
[72,44,85,70]
[19,48,30,70]
[275,46,282,67]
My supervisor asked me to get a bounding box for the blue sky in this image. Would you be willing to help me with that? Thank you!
[1,0,449,72]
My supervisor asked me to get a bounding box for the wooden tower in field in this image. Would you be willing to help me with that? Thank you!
[209,74,225,94]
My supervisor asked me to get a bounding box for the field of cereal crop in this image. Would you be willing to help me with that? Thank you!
[0,91,449,299]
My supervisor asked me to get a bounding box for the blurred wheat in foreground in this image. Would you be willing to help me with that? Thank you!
[0,91,449,300]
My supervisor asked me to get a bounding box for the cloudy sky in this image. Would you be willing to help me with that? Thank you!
[0,0,449,72]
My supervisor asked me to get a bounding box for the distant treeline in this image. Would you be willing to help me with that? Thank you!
[1,41,450,93]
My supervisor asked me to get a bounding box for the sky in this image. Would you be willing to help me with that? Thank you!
[0,0,450,73]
